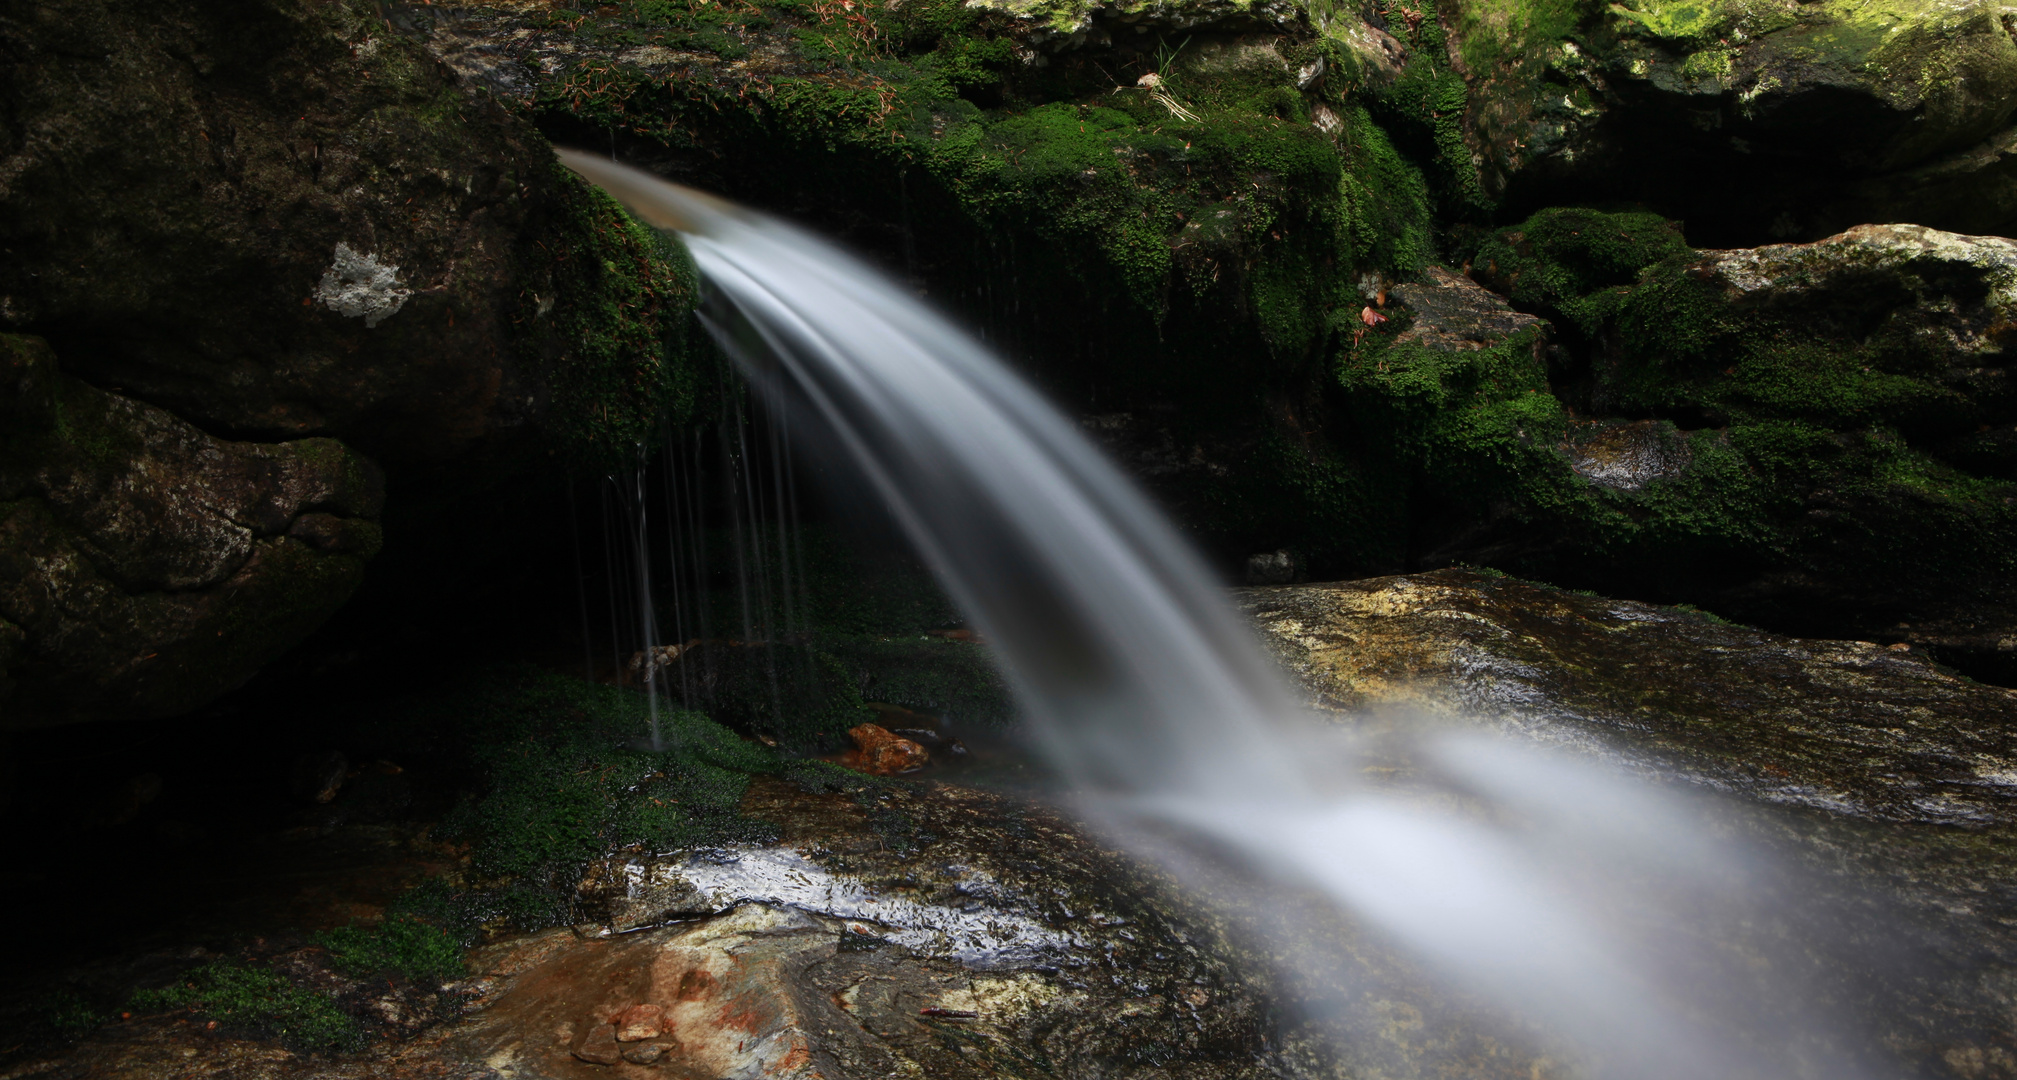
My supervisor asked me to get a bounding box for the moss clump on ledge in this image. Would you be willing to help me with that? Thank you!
[1469,206,1691,330]
[130,963,360,1054]
[318,914,467,987]
[410,667,781,934]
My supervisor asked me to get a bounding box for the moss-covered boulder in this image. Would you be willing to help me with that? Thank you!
[0,0,699,469]
[0,0,704,723]
[1429,0,2017,241]
[1354,211,2017,681]
[388,0,1450,570]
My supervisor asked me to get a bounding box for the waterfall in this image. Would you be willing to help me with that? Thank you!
[556,149,1874,1080]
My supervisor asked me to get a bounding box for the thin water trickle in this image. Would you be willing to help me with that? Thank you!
[557,148,1881,1080]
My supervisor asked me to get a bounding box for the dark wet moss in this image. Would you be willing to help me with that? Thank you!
[318,914,466,986]
[513,164,707,473]
[377,667,787,934]
[129,963,360,1054]
[1471,206,1691,328]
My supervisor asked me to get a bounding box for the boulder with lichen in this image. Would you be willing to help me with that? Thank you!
[0,334,384,724]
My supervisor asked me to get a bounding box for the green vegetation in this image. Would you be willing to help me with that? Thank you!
[420,667,780,932]
[1470,207,1691,329]
[319,915,466,987]
[1366,0,1491,221]
[0,988,106,1052]
[515,165,707,472]
[130,963,359,1054]
[1319,205,2017,625]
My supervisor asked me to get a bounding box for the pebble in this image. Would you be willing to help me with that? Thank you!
[621,1043,666,1064]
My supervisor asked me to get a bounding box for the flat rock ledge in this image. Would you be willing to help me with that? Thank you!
[1238,568,2017,1077]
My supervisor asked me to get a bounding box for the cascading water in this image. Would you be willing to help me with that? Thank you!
[557,149,1879,1079]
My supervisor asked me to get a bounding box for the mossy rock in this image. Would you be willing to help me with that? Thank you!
[0,0,695,468]
[1470,206,1690,328]
[1362,216,2017,680]
[1435,0,2017,240]
[387,0,1444,585]
[0,0,709,723]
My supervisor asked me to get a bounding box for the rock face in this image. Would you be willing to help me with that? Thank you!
[1331,212,2017,682]
[1386,266,1548,352]
[0,0,689,466]
[0,335,383,724]
[1239,568,2017,1073]
[1431,0,2017,241]
[0,0,701,725]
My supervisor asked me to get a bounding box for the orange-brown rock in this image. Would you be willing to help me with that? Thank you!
[613,1002,664,1041]
[845,724,928,775]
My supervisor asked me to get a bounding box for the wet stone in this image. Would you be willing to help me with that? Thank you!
[571,1021,621,1065]
[613,1002,663,1041]
[461,777,1282,1080]
[620,1043,666,1065]
[1565,419,1693,491]
[1237,568,2017,1071]
[1388,267,1549,352]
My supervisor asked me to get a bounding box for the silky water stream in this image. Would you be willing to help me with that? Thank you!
[556,149,1879,1080]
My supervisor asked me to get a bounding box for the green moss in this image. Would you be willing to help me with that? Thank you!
[0,988,106,1053]
[130,963,359,1054]
[318,915,465,987]
[434,669,776,870]
[1371,7,1491,221]
[823,637,1014,726]
[1339,106,1435,278]
[516,164,706,472]
[1471,206,1691,326]
[673,643,878,750]
[509,0,1452,578]
[1598,255,1976,434]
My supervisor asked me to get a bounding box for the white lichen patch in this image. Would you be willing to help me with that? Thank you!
[315,242,413,328]
[967,972,1085,1023]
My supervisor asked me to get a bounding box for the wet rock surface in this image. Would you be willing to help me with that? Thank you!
[1562,418,1692,492]
[0,775,1281,1080]
[1240,568,2017,1074]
